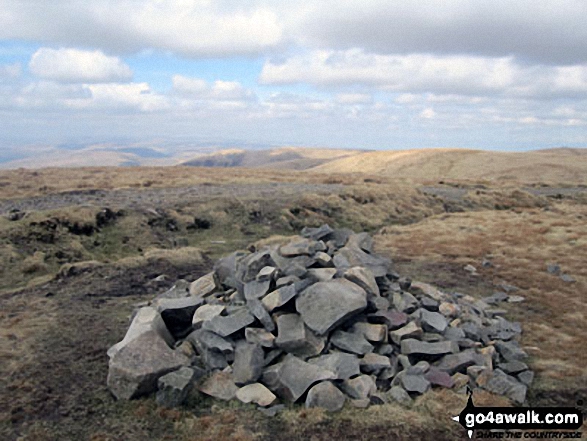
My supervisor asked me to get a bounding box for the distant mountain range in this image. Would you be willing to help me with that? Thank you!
[1,143,585,183]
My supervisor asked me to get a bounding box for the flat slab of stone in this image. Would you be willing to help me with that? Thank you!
[344,267,380,297]
[274,314,325,358]
[187,329,234,355]
[274,356,336,402]
[334,246,390,277]
[401,375,431,394]
[202,308,255,337]
[352,323,387,342]
[331,330,374,355]
[189,272,217,298]
[262,285,297,312]
[236,383,277,407]
[296,279,367,335]
[245,327,275,348]
[368,310,409,330]
[424,366,455,388]
[495,340,528,362]
[301,224,334,241]
[306,268,337,282]
[246,299,275,332]
[420,310,448,334]
[308,353,361,380]
[107,331,189,400]
[192,304,225,328]
[401,339,459,357]
[360,353,391,374]
[387,385,412,406]
[198,372,239,401]
[157,296,205,338]
[244,280,271,301]
[435,350,479,375]
[305,381,346,412]
[389,321,423,345]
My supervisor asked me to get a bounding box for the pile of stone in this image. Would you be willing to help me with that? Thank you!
[107,225,533,412]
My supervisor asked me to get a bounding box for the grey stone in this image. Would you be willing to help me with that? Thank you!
[192,303,225,326]
[401,375,431,394]
[495,340,528,362]
[236,383,277,407]
[187,329,234,356]
[421,297,439,311]
[302,224,334,241]
[498,361,529,375]
[264,349,284,366]
[200,349,228,370]
[202,308,255,337]
[372,296,390,311]
[369,310,409,330]
[314,252,333,267]
[296,279,367,335]
[406,361,430,375]
[245,327,275,348]
[305,381,346,412]
[347,232,374,253]
[244,280,271,301]
[420,310,448,334]
[387,385,412,406]
[392,291,419,313]
[214,252,246,289]
[344,266,380,297]
[156,296,204,338]
[560,274,576,283]
[377,344,394,356]
[237,250,274,283]
[274,314,325,358]
[262,284,298,312]
[327,228,354,248]
[400,339,459,357]
[275,275,299,288]
[435,350,479,375]
[107,307,174,358]
[517,370,534,386]
[258,404,286,417]
[443,326,466,341]
[484,369,527,404]
[461,322,482,341]
[389,322,423,345]
[273,355,336,402]
[424,366,455,388]
[360,353,391,374]
[306,268,337,282]
[547,263,561,275]
[334,245,390,277]
[232,341,265,385]
[198,371,238,401]
[507,295,525,303]
[156,366,196,408]
[247,299,275,332]
[350,398,371,408]
[331,329,374,355]
[107,331,190,400]
[189,272,218,298]
[308,352,361,380]
[280,237,319,257]
[340,375,377,400]
[257,266,277,282]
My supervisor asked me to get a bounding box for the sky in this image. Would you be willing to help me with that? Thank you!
[1,0,587,156]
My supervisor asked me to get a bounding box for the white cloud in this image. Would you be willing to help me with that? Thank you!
[0,1,282,57]
[419,108,436,119]
[172,75,254,101]
[29,48,133,83]
[260,49,587,99]
[335,93,373,105]
[84,82,169,111]
[0,62,21,79]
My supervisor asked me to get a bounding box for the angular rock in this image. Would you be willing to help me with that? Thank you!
[369,310,409,330]
[495,340,528,362]
[244,280,271,301]
[406,360,430,375]
[305,381,346,412]
[424,366,455,388]
[331,329,374,355]
[400,339,459,357]
[420,310,448,334]
[214,252,246,289]
[389,322,423,345]
[334,245,390,277]
[198,371,238,401]
[296,279,367,335]
[273,356,336,402]
[360,353,391,374]
[302,224,334,241]
[344,266,380,297]
[256,266,277,282]
[202,308,255,337]
[314,252,333,267]
[232,341,265,385]
[392,291,419,313]
[108,307,174,358]
[497,361,529,375]
[352,322,387,342]
[247,299,275,332]
[483,369,527,404]
[435,350,479,375]
[107,331,189,400]
[245,327,275,348]
[157,297,205,338]
[262,284,297,312]
[236,382,277,407]
[258,404,286,417]
[279,237,318,257]
[308,352,361,380]
[340,375,376,400]
[156,366,197,408]
[187,329,234,356]
[439,302,461,318]
[275,275,299,288]
[192,304,225,328]
[410,281,447,302]
[306,268,337,282]
[387,385,412,406]
[189,272,218,298]
[421,297,439,311]
[401,375,430,394]
[517,370,534,386]
[275,314,325,358]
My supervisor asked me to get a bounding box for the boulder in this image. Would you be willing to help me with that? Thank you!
[198,372,239,401]
[262,285,297,312]
[301,224,334,241]
[156,297,205,338]
[107,331,189,400]
[273,356,336,402]
[400,339,459,357]
[305,381,346,412]
[187,329,234,356]
[245,327,275,348]
[495,340,528,362]
[192,304,225,329]
[156,366,198,408]
[244,280,271,301]
[401,375,431,395]
[387,385,412,406]
[340,375,376,400]
[189,272,218,298]
[256,266,277,282]
[351,323,387,342]
[296,279,367,335]
[246,299,276,332]
[236,383,277,407]
[389,322,423,345]
[274,314,325,358]
[202,308,255,337]
[420,310,448,334]
[232,341,265,385]
[308,352,361,380]
[306,268,337,282]
[331,330,374,355]
[360,353,391,374]
[369,310,409,330]
[435,350,479,375]
[344,267,380,298]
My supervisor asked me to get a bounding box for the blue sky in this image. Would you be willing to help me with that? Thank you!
[0,1,586,156]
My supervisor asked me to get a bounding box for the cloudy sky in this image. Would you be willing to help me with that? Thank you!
[1,0,586,156]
